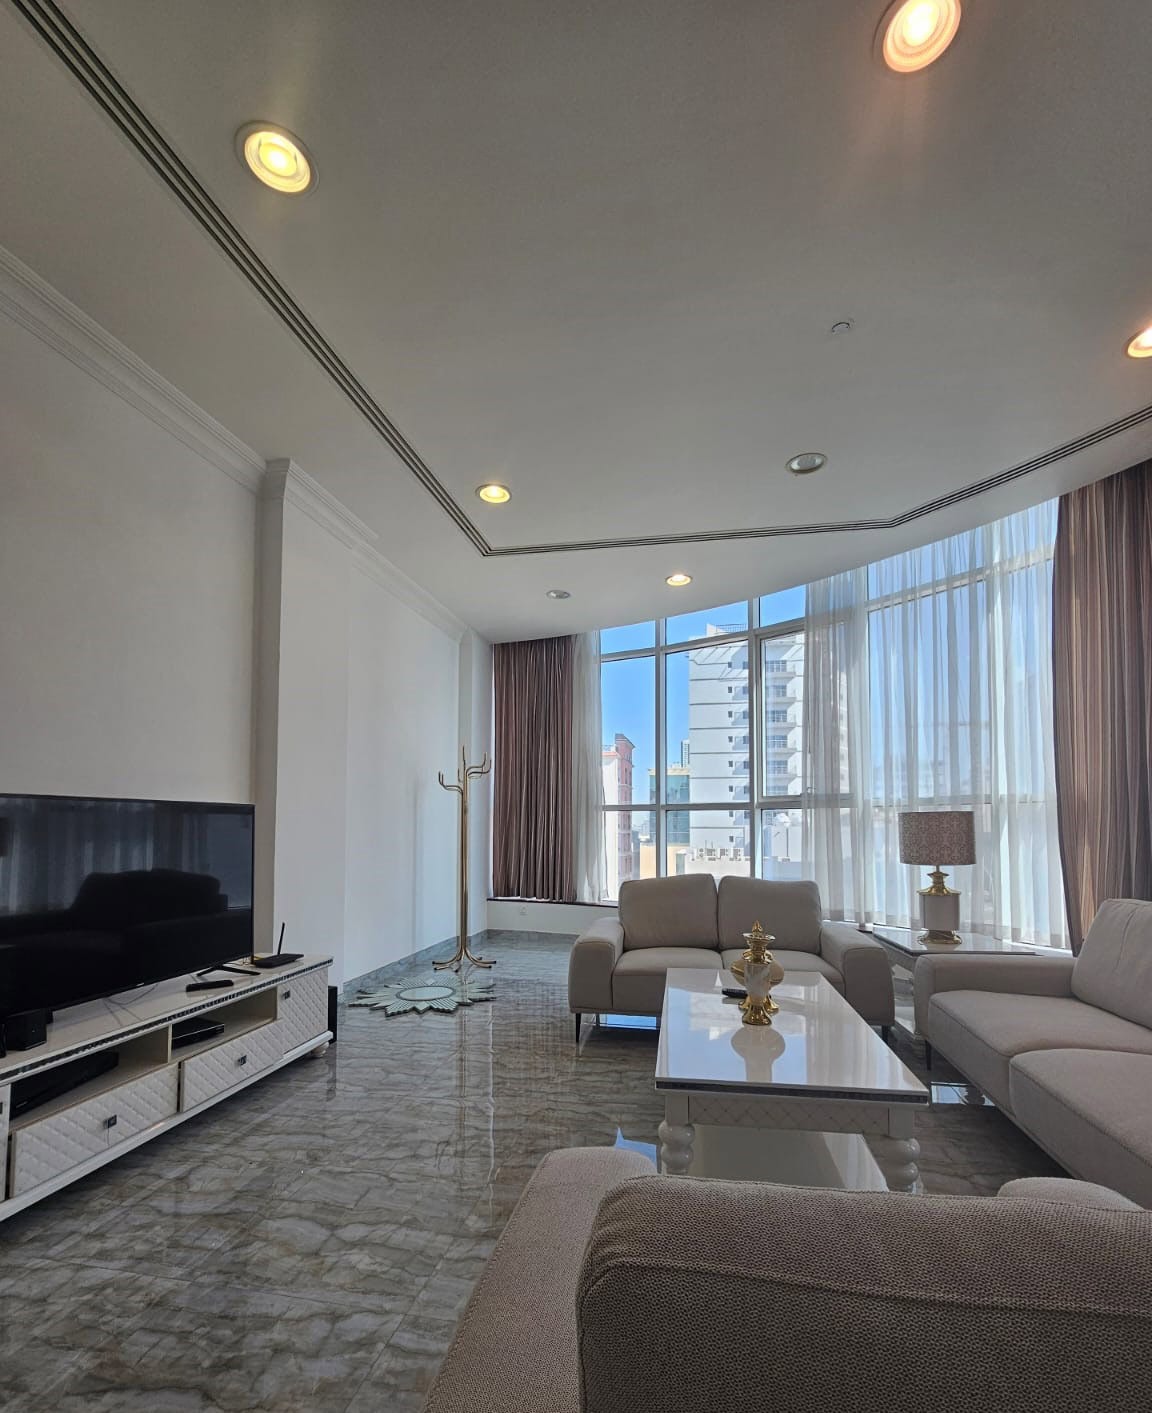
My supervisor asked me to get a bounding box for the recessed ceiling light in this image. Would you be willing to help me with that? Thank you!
[787,452,827,475]
[877,0,962,73]
[1126,325,1152,359]
[236,123,314,194]
[476,483,511,505]
[666,573,693,588]
[546,589,571,600]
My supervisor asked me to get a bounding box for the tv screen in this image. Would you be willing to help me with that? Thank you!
[0,794,254,1020]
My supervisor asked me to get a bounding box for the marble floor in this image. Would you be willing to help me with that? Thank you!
[0,932,1062,1412]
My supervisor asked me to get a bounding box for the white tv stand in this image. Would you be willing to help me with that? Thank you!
[0,954,332,1220]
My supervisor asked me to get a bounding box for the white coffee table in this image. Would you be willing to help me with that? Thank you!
[655,969,929,1190]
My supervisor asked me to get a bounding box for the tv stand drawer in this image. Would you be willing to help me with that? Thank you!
[277,970,329,1053]
[179,1023,283,1110]
[10,1067,178,1198]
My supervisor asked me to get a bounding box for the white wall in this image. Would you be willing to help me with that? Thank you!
[0,286,255,802]
[1,251,474,994]
[458,629,493,938]
[256,463,467,984]
[344,564,459,981]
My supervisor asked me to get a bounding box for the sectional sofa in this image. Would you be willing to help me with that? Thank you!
[916,898,1152,1206]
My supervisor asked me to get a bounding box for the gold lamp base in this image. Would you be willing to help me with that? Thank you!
[919,866,962,944]
[739,994,780,1025]
[918,929,963,944]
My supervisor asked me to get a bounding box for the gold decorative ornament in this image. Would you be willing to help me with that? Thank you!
[737,921,784,1026]
[435,748,495,971]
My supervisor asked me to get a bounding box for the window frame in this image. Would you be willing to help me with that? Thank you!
[600,599,817,896]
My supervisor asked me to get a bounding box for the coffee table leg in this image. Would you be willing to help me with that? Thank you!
[658,1093,695,1175]
[873,1108,921,1192]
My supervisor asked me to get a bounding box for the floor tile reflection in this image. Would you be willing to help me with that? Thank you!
[0,933,1061,1411]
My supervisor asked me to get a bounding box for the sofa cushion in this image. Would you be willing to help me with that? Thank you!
[1072,898,1152,1030]
[619,875,718,950]
[720,948,844,993]
[717,877,822,954]
[424,1146,654,1413]
[1010,1050,1152,1209]
[928,991,1152,1111]
[612,949,720,1013]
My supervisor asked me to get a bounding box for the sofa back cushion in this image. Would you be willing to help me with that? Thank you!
[619,875,718,950]
[1072,898,1152,1029]
[717,877,822,954]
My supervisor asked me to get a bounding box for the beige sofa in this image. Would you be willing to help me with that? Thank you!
[916,898,1152,1206]
[423,1146,1150,1413]
[568,874,894,1035]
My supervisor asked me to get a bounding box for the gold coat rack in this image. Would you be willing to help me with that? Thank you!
[435,748,494,971]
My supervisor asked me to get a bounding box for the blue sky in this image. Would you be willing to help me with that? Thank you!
[599,588,806,781]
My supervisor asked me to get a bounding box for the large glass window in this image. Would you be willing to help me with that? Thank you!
[599,594,797,900]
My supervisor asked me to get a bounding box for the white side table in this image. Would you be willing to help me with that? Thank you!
[869,927,1036,1039]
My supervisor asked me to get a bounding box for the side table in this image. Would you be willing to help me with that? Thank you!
[869,926,1036,1039]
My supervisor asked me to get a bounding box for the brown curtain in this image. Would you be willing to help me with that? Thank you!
[492,636,576,901]
[1053,460,1152,950]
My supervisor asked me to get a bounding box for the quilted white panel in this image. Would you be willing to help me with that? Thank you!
[180,1023,284,1111]
[10,1067,179,1198]
[277,970,329,1054]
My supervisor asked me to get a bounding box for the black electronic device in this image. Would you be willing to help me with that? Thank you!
[3,1008,49,1051]
[11,1048,118,1117]
[186,979,234,992]
[172,1017,226,1049]
[0,793,254,1027]
[251,921,303,970]
[721,987,748,1000]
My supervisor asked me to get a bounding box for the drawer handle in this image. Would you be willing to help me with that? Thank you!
[283,989,292,1000]
[237,1054,248,1067]
[104,1115,118,1130]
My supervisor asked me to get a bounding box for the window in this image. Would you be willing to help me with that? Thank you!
[598,597,793,899]
[596,503,1062,945]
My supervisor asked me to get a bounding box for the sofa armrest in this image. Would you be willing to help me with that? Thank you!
[999,1177,1142,1211]
[569,917,625,1013]
[425,1147,654,1413]
[818,921,894,1027]
[578,1175,1152,1413]
[914,953,1075,1036]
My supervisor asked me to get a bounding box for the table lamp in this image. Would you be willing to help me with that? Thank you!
[898,810,976,943]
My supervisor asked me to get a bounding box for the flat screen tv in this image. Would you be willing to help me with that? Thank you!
[0,794,254,1020]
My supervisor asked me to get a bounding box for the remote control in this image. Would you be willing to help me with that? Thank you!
[186,979,234,992]
[721,986,747,999]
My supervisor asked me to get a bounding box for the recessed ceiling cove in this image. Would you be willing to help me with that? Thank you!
[2,0,1151,637]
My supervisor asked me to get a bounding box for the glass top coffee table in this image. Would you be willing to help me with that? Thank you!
[655,969,929,1190]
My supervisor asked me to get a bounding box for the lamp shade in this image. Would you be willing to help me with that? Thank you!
[898,810,975,865]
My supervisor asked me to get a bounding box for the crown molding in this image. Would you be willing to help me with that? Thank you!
[263,458,378,553]
[263,459,465,639]
[350,542,468,642]
[0,242,265,492]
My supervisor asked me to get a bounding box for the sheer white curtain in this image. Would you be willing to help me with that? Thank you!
[802,501,1066,946]
[571,631,606,903]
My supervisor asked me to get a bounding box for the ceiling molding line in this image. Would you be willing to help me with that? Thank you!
[482,403,1152,556]
[263,458,379,553]
[0,241,265,493]
[12,0,1151,565]
[9,0,490,555]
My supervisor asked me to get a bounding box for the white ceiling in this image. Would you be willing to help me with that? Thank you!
[1,0,1150,640]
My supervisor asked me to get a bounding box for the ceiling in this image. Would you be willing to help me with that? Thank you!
[1,0,1150,640]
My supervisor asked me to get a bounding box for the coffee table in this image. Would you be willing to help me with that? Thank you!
[655,969,929,1190]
